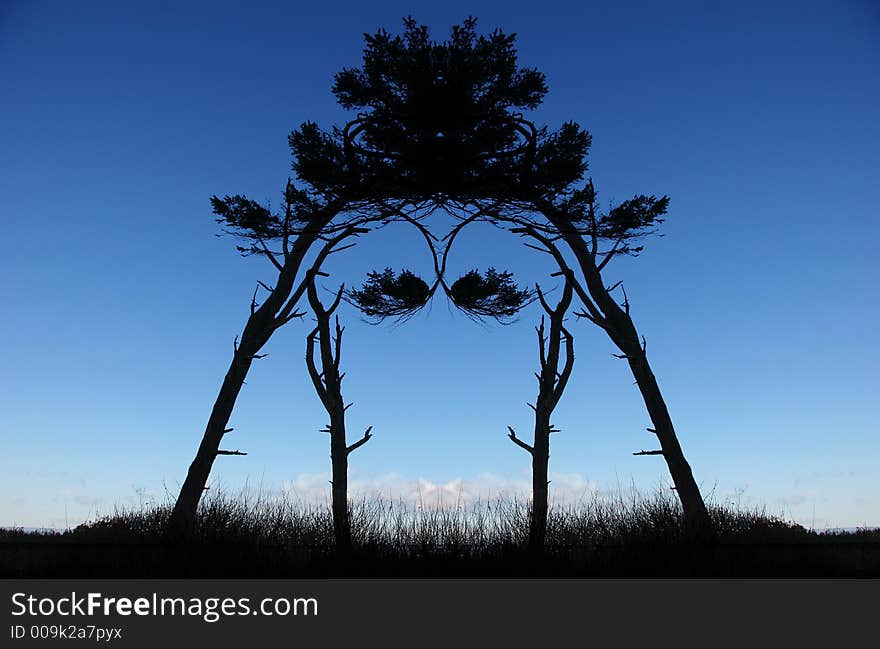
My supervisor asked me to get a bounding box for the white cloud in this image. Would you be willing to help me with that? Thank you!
[280,472,599,508]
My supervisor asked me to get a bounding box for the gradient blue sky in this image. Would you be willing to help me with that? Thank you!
[2,0,877,529]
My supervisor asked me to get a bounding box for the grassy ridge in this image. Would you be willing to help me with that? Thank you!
[2,490,878,577]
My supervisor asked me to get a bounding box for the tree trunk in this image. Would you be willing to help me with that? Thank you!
[167,352,254,537]
[330,421,351,556]
[167,230,321,538]
[514,283,574,557]
[559,227,713,538]
[529,423,550,556]
[627,353,712,538]
[304,280,368,558]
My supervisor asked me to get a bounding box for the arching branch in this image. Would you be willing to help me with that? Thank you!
[274,224,368,328]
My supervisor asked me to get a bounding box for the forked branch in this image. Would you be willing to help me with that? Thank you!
[507,426,534,454]
[346,426,373,455]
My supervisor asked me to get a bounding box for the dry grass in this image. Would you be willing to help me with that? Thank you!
[2,488,876,577]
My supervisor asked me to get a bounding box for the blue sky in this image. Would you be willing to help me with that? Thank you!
[1,0,878,529]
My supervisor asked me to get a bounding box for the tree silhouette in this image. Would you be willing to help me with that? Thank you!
[171,16,713,542]
[294,17,588,205]
[503,185,712,537]
[507,280,574,555]
[304,277,372,557]
[167,171,378,535]
[323,18,713,537]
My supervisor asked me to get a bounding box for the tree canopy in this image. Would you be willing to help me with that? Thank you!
[289,17,591,203]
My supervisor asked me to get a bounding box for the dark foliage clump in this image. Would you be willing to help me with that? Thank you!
[333,17,546,117]
[528,122,592,199]
[552,179,671,256]
[287,18,591,201]
[210,195,282,240]
[209,180,330,260]
[599,194,669,239]
[332,17,546,198]
[288,122,352,200]
[347,268,432,319]
[448,268,533,320]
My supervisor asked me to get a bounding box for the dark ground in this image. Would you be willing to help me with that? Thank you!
[4,494,877,577]
[2,537,879,578]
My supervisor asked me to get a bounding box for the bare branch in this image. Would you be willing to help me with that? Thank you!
[250,285,259,315]
[346,426,373,455]
[305,327,328,406]
[633,449,664,456]
[573,309,607,329]
[535,285,553,315]
[216,449,247,456]
[507,426,534,454]
[274,224,367,326]
[333,314,343,371]
[551,325,575,404]
[511,222,607,327]
[596,239,623,272]
[328,242,358,256]
[327,284,345,316]
[275,310,307,327]
[536,316,547,370]
[259,240,283,272]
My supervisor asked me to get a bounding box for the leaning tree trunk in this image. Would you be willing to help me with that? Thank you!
[523,199,713,539]
[167,216,338,538]
[626,352,710,536]
[167,348,256,536]
[559,224,713,539]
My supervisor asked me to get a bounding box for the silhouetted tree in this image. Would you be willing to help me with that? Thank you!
[504,181,713,538]
[167,170,378,536]
[171,16,713,541]
[304,278,372,556]
[319,18,713,537]
[507,280,574,555]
